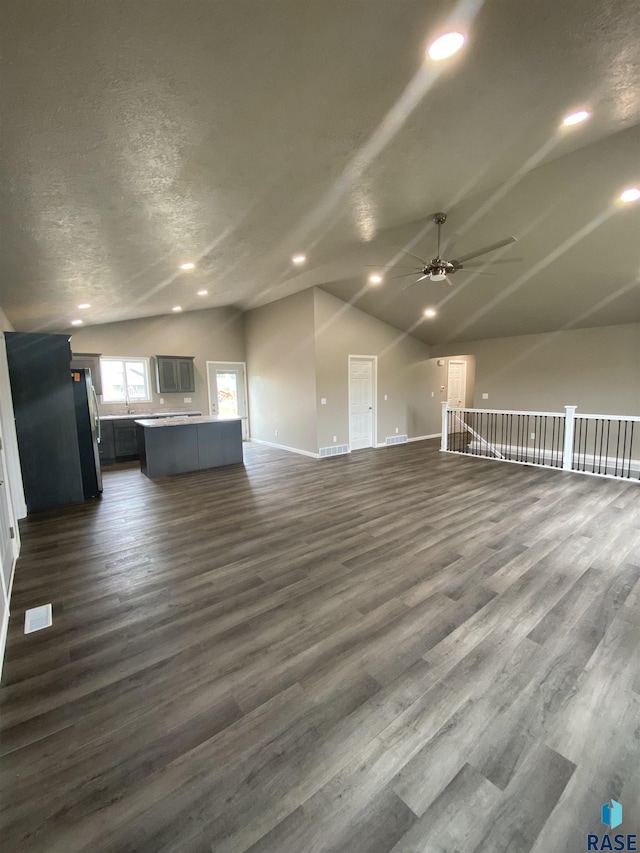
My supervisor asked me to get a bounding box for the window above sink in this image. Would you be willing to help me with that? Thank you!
[100,357,152,404]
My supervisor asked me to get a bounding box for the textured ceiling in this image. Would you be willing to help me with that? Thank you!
[1,0,639,344]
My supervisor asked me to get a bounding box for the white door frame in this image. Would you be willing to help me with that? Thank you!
[0,428,19,679]
[206,361,250,440]
[447,359,467,408]
[348,354,377,450]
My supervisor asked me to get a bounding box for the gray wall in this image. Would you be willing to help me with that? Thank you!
[0,308,13,333]
[432,323,640,416]
[68,307,245,416]
[245,289,318,454]
[314,289,433,447]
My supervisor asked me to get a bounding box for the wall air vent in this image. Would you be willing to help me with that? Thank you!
[319,444,350,458]
[385,435,408,446]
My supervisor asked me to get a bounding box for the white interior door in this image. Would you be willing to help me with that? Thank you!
[349,357,375,450]
[447,360,467,408]
[207,362,249,440]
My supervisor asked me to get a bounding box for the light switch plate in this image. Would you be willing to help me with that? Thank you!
[184,397,192,403]
[482,393,489,399]
[321,397,326,405]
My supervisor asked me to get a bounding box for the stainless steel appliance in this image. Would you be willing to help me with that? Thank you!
[71,368,103,498]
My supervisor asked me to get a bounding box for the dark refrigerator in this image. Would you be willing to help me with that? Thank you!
[71,368,103,498]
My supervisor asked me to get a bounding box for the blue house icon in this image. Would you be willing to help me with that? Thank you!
[602,800,623,830]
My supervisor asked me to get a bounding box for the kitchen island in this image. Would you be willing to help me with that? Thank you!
[99,411,202,464]
[135,416,243,478]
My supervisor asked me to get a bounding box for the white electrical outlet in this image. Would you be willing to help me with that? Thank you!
[333,435,337,443]
[384,394,388,401]
[275,429,278,438]
[395,427,399,434]
[184,397,192,403]
[321,397,327,405]
[431,391,435,397]
[482,393,489,400]
[159,398,165,404]
[530,432,536,439]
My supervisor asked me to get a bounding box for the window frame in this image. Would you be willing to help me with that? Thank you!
[99,356,153,404]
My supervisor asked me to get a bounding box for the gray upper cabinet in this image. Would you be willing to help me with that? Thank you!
[70,352,103,396]
[155,355,195,394]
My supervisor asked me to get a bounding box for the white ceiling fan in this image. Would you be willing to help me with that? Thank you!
[383,212,521,288]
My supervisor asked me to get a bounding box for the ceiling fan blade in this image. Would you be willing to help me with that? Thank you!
[389,272,422,279]
[393,245,431,265]
[457,269,496,277]
[402,274,429,290]
[452,236,517,264]
[462,257,524,268]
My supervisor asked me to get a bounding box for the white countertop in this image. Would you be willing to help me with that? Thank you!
[135,415,242,428]
[100,411,201,421]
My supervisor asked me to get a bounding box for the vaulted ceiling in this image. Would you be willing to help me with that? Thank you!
[1,0,639,344]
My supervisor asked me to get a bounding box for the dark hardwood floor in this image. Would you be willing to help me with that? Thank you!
[1,440,639,852]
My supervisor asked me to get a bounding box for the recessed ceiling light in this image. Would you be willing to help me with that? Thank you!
[424,308,437,318]
[620,187,640,203]
[292,254,306,264]
[562,110,590,127]
[172,306,182,312]
[180,262,195,271]
[78,303,91,310]
[428,32,465,61]
[71,319,83,326]
[368,274,383,284]
[197,289,208,296]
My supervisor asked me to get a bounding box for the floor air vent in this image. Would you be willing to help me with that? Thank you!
[386,435,408,446]
[24,603,53,634]
[319,444,350,458]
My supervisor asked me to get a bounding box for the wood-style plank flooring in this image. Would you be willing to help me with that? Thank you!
[1,440,639,852]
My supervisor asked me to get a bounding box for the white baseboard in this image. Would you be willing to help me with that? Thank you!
[249,438,320,459]
[252,434,438,457]
[375,434,438,448]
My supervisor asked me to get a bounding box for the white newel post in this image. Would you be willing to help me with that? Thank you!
[441,401,449,452]
[563,405,577,471]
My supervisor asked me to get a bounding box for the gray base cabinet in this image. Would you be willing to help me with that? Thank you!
[98,420,115,464]
[113,420,138,458]
[98,419,138,462]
